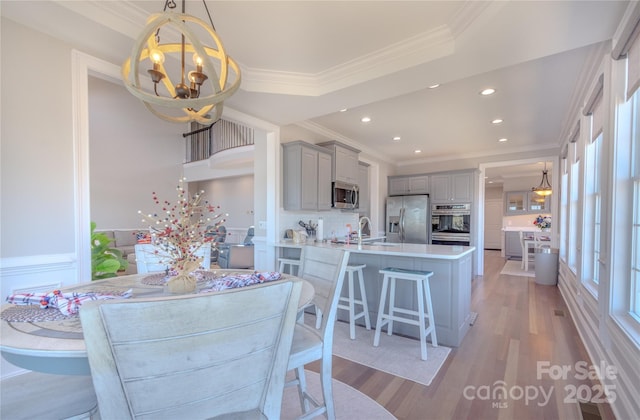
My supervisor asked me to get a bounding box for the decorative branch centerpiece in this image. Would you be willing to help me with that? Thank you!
[139,178,225,293]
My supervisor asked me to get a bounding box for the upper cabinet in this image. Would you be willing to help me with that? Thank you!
[430,172,473,203]
[282,141,332,211]
[388,175,429,196]
[318,141,360,185]
[358,162,370,216]
[505,191,526,213]
[504,190,550,214]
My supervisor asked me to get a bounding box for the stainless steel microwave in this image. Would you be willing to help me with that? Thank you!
[332,181,359,209]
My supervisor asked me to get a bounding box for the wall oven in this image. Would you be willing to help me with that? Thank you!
[332,181,359,209]
[431,203,471,246]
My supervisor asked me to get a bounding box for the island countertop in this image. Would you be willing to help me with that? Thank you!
[274,240,475,260]
[273,239,476,347]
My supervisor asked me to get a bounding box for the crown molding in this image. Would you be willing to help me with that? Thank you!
[242,26,455,96]
[295,120,392,164]
[394,143,561,168]
[55,0,458,97]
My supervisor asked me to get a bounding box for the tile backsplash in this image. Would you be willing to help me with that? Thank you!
[279,210,359,241]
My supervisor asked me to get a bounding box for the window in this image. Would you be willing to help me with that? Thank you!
[631,91,640,319]
[583,131,603,292]
[569,154,580,273]
[560,158,568,262]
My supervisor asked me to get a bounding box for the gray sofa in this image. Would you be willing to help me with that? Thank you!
[98,229,146,275]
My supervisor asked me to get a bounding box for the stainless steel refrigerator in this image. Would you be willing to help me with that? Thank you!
[386,194,430,244]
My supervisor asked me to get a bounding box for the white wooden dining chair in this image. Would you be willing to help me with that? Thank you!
[286,246,350,420]
[80,279,302,419]
[518,231,537,270]
[135,242,211,273]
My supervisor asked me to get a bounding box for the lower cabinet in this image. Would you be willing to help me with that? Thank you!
[505,231,523,259]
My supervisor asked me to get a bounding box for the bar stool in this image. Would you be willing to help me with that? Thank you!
[337,264,371,339]
[374,267,437,360]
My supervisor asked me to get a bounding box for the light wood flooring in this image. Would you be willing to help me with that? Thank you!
[309,250,615,420]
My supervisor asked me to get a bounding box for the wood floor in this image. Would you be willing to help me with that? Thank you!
[309,251,615,420]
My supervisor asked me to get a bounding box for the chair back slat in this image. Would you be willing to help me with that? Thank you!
[81,279,302,419]
[298,246,350,332]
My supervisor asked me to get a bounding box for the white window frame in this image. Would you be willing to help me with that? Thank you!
[582,131,603,296]
[609,61,640,346]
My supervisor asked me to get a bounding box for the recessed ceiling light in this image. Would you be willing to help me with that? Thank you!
[414,149,422,154]
[428,84,440,89]
[491,119,503,124]
[480,88,496,96]
[392,136,401,141]
[339,108,348,112]
[361,116,371,123]
[498,138,508,142]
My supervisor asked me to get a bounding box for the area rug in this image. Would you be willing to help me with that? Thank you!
[499,260,535,278]
[331,320,451,386]
[281,370,394,420]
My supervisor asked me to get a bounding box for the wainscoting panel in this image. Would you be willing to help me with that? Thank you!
[558,259,640,420]
[0,253,79,379]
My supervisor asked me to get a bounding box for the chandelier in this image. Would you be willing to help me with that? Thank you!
[532,163,552,196]
[121,0,241,124]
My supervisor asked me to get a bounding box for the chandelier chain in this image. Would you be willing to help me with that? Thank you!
[202,0,217,31]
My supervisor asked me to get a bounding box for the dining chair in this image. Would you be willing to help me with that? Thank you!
[79,278,303,419]
[286,245,350,420]
[518,231,536,270]
[135,242,211,273]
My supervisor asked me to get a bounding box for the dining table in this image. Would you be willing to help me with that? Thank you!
[0,270,314,376]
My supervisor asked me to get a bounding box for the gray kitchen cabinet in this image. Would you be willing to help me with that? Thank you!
[505,191,550,214]
[358,161,370,216]
[505,231,523,259]
[282,141,332,211]
[505,191,526,213]
[430,171,473,203]
[388,175,429,196]
[527,191,550,213]
[318,141,360,185]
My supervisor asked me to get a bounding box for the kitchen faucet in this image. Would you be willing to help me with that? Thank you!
[358,216,372,248]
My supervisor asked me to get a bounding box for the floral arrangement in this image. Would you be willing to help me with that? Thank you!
[138,178,226,274]
[533,215,551,230]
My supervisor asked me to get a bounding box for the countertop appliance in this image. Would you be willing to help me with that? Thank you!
[332,181,359,209]
[386,194,430,244]
[431,203,471,246]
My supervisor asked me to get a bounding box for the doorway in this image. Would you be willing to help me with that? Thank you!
[476,157,559,274]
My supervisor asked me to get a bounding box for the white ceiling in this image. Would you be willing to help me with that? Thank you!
[2,0,631,179]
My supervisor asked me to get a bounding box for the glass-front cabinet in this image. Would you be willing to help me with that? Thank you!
[505,191,526,213]
[527,192,550,212]
[505,190,550,214]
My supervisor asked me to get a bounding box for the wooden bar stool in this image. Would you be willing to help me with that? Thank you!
[337,264,371,339]
[374,267,438,360]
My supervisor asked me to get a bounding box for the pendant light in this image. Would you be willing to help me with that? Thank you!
[121,0,241,124]
[532,163,552,196]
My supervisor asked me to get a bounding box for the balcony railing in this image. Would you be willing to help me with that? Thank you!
[184,118,254,163]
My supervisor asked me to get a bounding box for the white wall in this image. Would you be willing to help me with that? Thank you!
[196,175,255,229]
[1,18,76,257]
[88,76,184,230]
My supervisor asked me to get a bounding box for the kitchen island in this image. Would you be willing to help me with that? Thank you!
[274,241,475,347]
